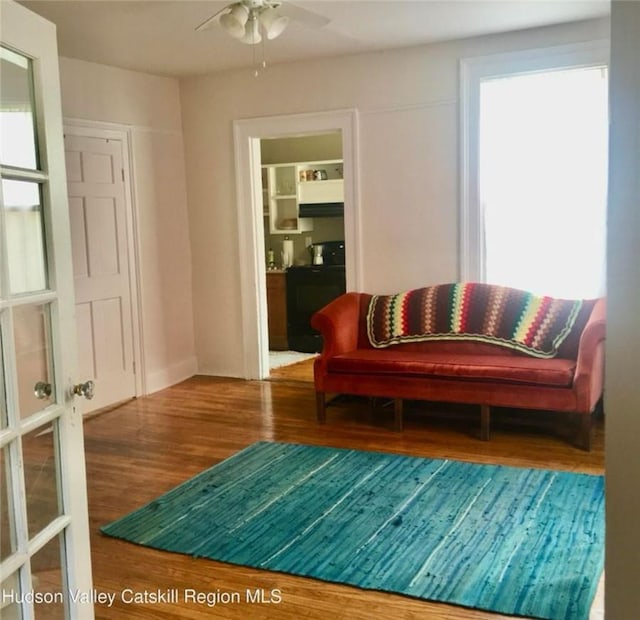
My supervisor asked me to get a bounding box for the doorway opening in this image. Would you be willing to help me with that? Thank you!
[233,109,360,380]
[260,131,345,379]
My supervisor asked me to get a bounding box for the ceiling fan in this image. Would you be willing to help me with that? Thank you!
[195,0,331,45]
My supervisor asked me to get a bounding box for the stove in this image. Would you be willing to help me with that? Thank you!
[286,245,346,353]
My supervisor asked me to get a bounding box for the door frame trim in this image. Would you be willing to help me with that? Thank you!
[63,119,145,399]
[233,109,361,379]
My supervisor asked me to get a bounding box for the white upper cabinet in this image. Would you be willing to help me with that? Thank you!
[297,160,344,204]
[264,164,313,234]
[298,178,344,204]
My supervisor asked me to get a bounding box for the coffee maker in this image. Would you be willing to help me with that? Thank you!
[308,241,345,266]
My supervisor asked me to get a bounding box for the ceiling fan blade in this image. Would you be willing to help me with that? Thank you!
[279,2,331,29]
[195,6,229,32]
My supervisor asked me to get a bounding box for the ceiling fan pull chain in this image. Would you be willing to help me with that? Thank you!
[261,28,267,70]
[253,36,259,76]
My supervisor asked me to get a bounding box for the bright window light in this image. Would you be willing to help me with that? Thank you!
[479,65,608,298]
[0,111,37,169]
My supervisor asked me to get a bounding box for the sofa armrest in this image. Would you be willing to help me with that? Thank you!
[311,292,362,359]
[573,298,606,411]
[311,292,363,393]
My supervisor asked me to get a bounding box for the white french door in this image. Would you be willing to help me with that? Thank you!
[1,2,94,618]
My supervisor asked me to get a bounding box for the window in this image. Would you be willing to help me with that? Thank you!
[461,42,609,299]
[1,46,48,295]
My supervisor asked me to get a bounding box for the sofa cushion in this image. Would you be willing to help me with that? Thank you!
[327,349,576,387]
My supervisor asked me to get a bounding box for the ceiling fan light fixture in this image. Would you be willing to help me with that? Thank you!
[259,7,289,40]
[239,14,262,45]
[219,3,250,39]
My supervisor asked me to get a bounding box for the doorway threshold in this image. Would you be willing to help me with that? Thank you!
[269,350,317,370]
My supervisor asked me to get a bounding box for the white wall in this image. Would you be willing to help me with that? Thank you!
[605,1,640,616]
[180,18,609,378]
[260,132,342,164]
[59,57,197,393]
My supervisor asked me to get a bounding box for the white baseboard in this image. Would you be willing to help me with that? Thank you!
[144,357,198,395]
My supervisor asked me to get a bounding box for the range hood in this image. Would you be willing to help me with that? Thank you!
[298,177,344,218]
[299,202,344,218]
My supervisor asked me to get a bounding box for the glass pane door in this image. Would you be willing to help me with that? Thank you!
[1,3,94,618]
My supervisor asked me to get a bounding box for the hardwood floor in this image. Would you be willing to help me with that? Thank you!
[82,373,604,619]
[268,356,316,382]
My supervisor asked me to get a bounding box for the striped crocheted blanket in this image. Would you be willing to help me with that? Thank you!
[367,283,594,358]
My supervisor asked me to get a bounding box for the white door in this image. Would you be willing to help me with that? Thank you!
[1,2,94,618]
[65,134,137,413]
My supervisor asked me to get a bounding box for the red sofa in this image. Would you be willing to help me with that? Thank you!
[311,291,606,450]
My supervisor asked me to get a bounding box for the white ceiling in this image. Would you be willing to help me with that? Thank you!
[18,1,610,78]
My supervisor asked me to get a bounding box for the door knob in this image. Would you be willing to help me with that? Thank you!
[73,380,95,400]
[34,381,52,400]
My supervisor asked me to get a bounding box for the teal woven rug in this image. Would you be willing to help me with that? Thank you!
[102,442,604,619]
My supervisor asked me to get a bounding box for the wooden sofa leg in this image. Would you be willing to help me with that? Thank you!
[316,391,326,424]
[480,405,490,441]
[394,398,404,432]
[369,397,377,419]
[577,412,593,452]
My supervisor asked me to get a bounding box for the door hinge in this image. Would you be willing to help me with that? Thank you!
[133,361,136,374]
[121,169,125,181]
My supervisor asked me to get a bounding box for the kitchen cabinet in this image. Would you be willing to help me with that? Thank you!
[266,271,288,350]
[298,178,343,204]
[297,160,344,203]
[262,159,343,234]
[264,164,313,235]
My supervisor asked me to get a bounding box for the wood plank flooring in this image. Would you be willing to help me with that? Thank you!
[268,356,317,382]
[82,371,604,619]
